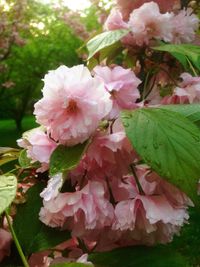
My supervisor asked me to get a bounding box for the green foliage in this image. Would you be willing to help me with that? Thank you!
[13,182,70,255]
[160,104,200,128]
[0,1,82,128]
[18,149,31,168]
[87,29,129,59]
[89,246,190,267]
[0,116,37,148]
[121,108,200,204]
[0,174,17,214]
[0,147,19,166]
[50,142,88,176]
[153,44,200,73]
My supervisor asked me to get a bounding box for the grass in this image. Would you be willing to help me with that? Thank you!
[0,116,38,148]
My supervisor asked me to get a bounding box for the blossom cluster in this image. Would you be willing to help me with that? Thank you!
[16,62,199,257]
[3,0,198,265]
[105,1,199,46]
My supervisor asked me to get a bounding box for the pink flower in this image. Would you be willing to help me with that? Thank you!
[116,0,180,20]
[113,195,188,231]
[77,254,94,266]
[104,9,129,31]
[17,127,57,172]
[0,229,12,262]
[40,173,63,201]
[162,73,200,104]
[70,127,136,182]
[94,66,141,118]
[169,8,199,44]
[40,181,114,236]
[34,65,112,146]
[128,2,173,46]
[29,251,52,267]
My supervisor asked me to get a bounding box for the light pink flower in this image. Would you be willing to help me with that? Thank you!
[39,181,114,236]
[128,2,173,46]
[113,195,188,231]
[104,9,128,31]
[116,0,180,20]
[34,65,112,146]
[170,8,199,44]
[17,127,57,172]
[70,128,136,182]
[40,173,63,201]
[0,229,12,262]
[162,73,200,104]
[77,254,94,266]
[94,66,141,118]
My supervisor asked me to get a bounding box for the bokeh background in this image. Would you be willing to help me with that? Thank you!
[0,0,113,147]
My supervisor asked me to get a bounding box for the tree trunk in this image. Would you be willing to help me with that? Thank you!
[15,118,22,133]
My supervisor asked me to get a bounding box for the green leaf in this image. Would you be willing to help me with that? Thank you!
[0,147,19,166]
[159,104,200,128]
[18,149,31,168]
[13,182,70,255]
[0,174,17,214]
[153,44,200,72]
[87,29,129,59]
[51,264,90,267]
[121,108,200,204]
[50,142,87,176]
[89,246,190,267]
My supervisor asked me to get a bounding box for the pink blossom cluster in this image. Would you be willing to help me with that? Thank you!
[17,63,195,258]
[105,1,199,46]
[147,72,200,105]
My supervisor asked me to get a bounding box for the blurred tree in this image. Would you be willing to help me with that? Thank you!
[0,0,83,131]
[0,0,114,131]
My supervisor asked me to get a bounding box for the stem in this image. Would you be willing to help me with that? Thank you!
[130,164,145,195]
[186,57,198,76]
[5,210,29,267]
[142,71,151,100]
[110,119,116,134]
[4,168,18,175]
[77,238,89,253]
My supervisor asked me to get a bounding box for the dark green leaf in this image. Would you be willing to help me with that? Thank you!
[0,174,17,214]
[13,183,70,255]
[87,29,129,59]
[160,104,200,127]
[50,142,87,176]
[121,108,200,204]
[153,44,200,72]
[89,246,190,267]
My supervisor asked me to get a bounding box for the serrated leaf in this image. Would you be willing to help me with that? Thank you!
[121,108,200,204]
[87,29,129,59]
[160,104,200,127]
[0,174,17,214]
[89,246,190,267]
[51,263,91,267]
[0,147,19,166]
[13,183,70,255]
[18,149,31,168]
[153,44,200,72]
[50,142,87,176]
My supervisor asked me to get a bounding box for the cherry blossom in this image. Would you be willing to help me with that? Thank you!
[34,65,112,145]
